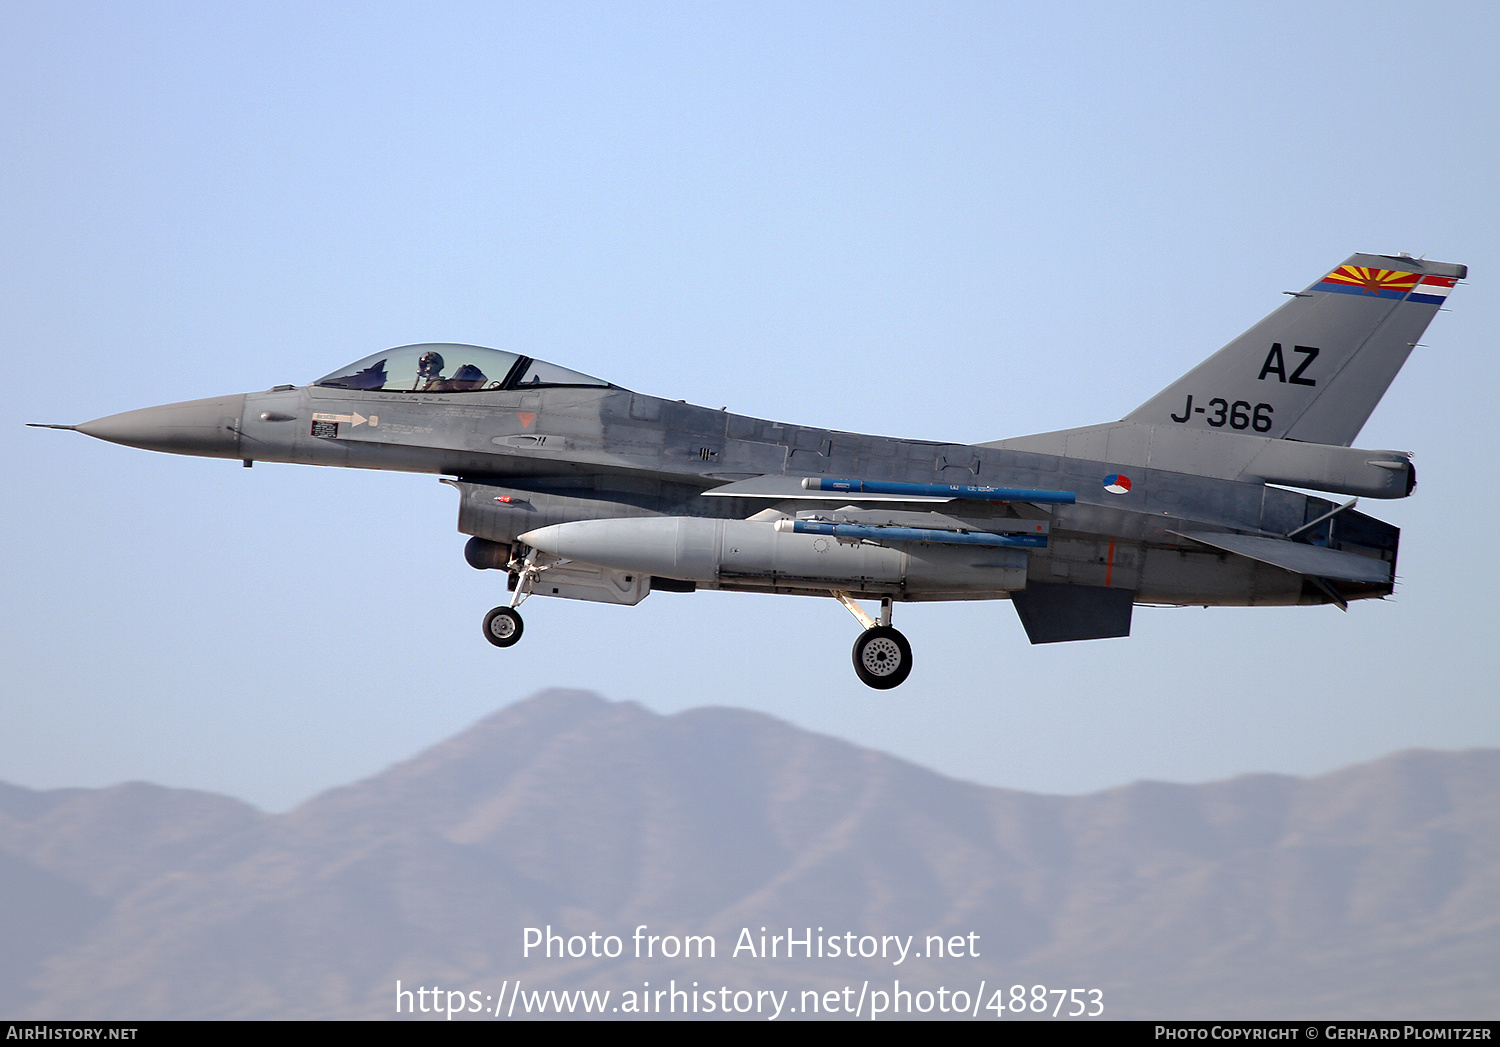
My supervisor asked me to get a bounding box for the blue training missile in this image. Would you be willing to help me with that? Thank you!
[773,519,1047,548]
[802,477,1076,504]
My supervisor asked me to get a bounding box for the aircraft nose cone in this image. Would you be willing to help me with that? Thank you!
[77,394,247,459]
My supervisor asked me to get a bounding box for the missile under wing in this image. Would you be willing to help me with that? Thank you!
[34,253,1465,688]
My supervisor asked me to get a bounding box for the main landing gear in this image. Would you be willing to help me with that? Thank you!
[833,591,912,690]
[479,555,913,690]
[481,546,541,649]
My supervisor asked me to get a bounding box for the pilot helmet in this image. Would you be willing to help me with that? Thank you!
[417,351,445,378]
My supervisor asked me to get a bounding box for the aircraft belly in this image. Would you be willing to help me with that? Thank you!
[1135,544,1303,606]
[902,545,1027,594]
[1172,531,1392,584]
[1030,537,1142,592]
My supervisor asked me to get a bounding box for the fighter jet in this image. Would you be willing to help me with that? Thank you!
[33,252,1464,688]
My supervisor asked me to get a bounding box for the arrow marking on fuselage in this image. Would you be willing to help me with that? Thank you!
[312,412,368,426]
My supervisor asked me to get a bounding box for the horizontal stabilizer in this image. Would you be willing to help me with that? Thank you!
[1172,531,1391,584]
[1011,583,1134,644]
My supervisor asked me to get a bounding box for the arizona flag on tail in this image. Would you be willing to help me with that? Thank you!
[1316,265,1421,300]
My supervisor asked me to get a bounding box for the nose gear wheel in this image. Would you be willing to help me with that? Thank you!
[483,605,524,648]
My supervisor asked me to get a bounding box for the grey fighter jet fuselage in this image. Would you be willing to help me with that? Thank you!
[39,253,1465,688]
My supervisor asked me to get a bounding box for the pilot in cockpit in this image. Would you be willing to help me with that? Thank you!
[414,351,489,392]
[314,343,602,395]
[415,350,446,391]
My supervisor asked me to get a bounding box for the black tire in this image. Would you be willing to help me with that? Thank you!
[852,625,912,689]
[482,606,524,648]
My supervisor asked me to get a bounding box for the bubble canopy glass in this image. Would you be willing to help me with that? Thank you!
[313,343,610,393]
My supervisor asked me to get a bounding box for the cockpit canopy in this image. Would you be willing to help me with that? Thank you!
[313,343,610,394]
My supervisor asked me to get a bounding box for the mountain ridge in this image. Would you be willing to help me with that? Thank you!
[2,689,1495,1019]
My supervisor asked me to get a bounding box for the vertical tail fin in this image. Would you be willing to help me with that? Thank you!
[1126,253,1466,446]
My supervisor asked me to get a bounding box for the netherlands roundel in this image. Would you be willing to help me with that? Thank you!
[1103,474,1131,495]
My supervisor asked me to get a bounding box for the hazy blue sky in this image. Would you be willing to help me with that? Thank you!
[4,1,1497,811]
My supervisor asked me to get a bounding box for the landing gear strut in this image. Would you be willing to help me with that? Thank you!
[833,591,912,690]
[482,545,544,649]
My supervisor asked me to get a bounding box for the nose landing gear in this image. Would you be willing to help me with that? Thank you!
[482,605,523,647]
[481,545,542,649]
[833,591,912,690]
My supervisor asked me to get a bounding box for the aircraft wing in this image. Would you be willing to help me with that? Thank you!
[1171,531,1391,584]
